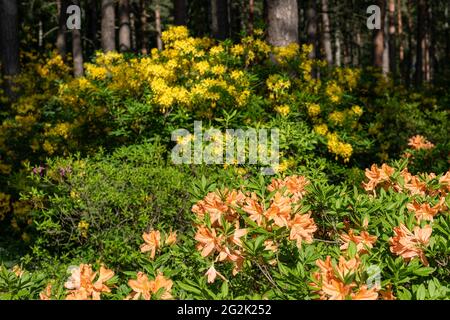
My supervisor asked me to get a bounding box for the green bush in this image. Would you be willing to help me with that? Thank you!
[26,141,192,267]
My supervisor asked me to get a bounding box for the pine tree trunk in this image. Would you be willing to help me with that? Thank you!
[130,9,137,51]
[397,0,404,63]
[87,0,99,51]
[174,0,187,26]
[101,0,116,52]
[306,0,317,59]
[155,1,163,50]
[415,0,426,85]
[388,0,396,76]
[266,0,298,47]
[248,0,254,34]
[211,0,230,40]
[72,0,84,77]
[373,0,386,69]
[406,0,413,86]
[56,0,68,59]
[321,0,333,65]
[140,0,149,54]
[0,0,20,76]
[119,0,131,52]
[0,0,20,99]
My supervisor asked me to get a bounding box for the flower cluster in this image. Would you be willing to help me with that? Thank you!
[191,176,317,283]
[140,229,177,259]
[127,272,173,300]
[64,264,115,300]
[310,255,379,300]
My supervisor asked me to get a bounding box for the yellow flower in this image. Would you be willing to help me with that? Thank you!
[210,45,224,56]
[307,103,321,117]
[325,81,343,103]
[314,124,328,136]
[43,140,56,155]
[78,220,89,238]
[351,105,363,116]
[326,133,353,162]
[275,105,290,116]
[231,44,245,56]
[329,111,345,125]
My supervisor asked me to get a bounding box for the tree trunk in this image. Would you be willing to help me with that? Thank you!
[266,0,298,47]
[130,9,137,51]
[373,0,386,69]
[397,0,404,63]
[101,0,116,52]
[321,0,333,65]
[0,0,20,76]
[335,30,341,66]
[119,0,131,52]
[87,0,99,51]
[306,0,317,59]
[174,0,187,26]
[248,0,254,35]
[388,0,396,76]
[211,0,230,40]
[415,0,426,85]
[56,0,68,59]
[72,0,84,77]
[139,0,149,54]
[155,1,163,50]
[446,1,450,69]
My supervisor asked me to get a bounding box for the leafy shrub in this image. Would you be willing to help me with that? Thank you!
[26,141,192,267]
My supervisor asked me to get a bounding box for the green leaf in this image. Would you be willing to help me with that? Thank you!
[413,267,435,277]
[177,281,203,296]
[416,284,427,300]
[220,281,229,298]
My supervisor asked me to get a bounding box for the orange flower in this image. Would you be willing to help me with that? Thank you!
[140,230,161,259]
[268,175,309,202]
[340,230,377,253]
[408,135,434,150]
[91,265,115,300]
[263,240,279,253]
[192,191,229,225]
[195,226,222,257]
[404,176,427,196]
[192,189,243,226]
[12,265,24,277]
[165,230,177,246]
[321,279,354,300]
[152,272,173,300]
[312,255,379,300]
[127,272,154,300]
[242,194,265,226]
[379,284,396,300]
[407,198,446,222]
[39,283,52,300]
[288,213,317,248]
[315,256,334,284]
[439,171,450,194]
[224,189,246,208]
[362,164,395,192]
[205,265,226,283]
[229,223,247,247]
[389,224,432,265]
[65,264,114,300]
[264,192,292,227]
[335,256,360,280]
[351,285,379,300]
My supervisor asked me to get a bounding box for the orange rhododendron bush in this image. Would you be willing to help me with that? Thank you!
[1,136,449,300]
[2,159,444,301]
